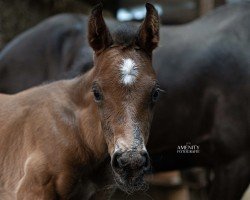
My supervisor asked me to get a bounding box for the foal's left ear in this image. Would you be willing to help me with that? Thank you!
[88,4,113,54]
[136,3,160,54]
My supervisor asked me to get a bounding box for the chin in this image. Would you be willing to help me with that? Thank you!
[114,174,149,194]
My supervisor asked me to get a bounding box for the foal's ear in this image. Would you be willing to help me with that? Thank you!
[88,4,113,53]
[136,3,159,54]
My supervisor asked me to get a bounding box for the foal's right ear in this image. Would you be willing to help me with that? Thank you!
[88,4,113,54]
[136,3,159,55]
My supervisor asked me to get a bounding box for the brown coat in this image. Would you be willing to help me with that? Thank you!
[0,73,112,199]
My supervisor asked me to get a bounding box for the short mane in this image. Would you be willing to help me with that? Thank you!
[108,21,139,46]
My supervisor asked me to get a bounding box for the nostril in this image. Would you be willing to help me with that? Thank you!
[141,151,150,171]
[112,151,122,170]
[112,152,120,169]
[118,157,127,168]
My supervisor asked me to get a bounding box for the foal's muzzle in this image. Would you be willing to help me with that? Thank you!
[112,150,150,172]
[111,149,150,192]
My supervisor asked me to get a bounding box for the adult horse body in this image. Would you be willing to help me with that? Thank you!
[0,4,160,199]
[149,3,250,200]
[0,14,91,94]
[0,2,250,200]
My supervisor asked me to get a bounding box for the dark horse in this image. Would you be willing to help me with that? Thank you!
[0,14,92,93]
[149,3,250,200]
[0,2,249,200]
[0,3,160,199]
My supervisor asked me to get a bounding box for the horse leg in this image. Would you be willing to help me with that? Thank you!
[209,154,250,200]
[16,153,57,200]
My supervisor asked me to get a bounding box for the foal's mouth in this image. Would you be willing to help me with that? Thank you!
[111,149,151,193]
[113,172,149,193]
[112,162,150,193]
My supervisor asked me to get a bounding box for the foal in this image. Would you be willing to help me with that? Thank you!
[0,3,160,199]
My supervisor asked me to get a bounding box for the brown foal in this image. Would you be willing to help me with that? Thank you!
[0,3,160,199]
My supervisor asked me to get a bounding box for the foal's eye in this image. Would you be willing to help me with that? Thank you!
[151,88,160,102]
[93,90,101,101]
[92,85,102,102]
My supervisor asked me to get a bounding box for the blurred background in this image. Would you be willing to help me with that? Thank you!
[0,0,247,50]
[0,0,249,199]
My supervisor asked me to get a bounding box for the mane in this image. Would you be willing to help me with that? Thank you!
[108,21,139,47]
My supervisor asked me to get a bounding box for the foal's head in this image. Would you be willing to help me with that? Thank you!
[88,3,160,192]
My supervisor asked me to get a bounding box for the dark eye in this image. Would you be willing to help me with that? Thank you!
[92,84,102,102]
[93,90,101,101]
[152,88,160,102]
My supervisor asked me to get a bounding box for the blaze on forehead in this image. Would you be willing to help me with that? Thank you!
[97,46,155,88]
[120,58,138,85]
[97,53,140,87]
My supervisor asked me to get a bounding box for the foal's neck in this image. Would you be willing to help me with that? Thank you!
[68,69,108,162]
